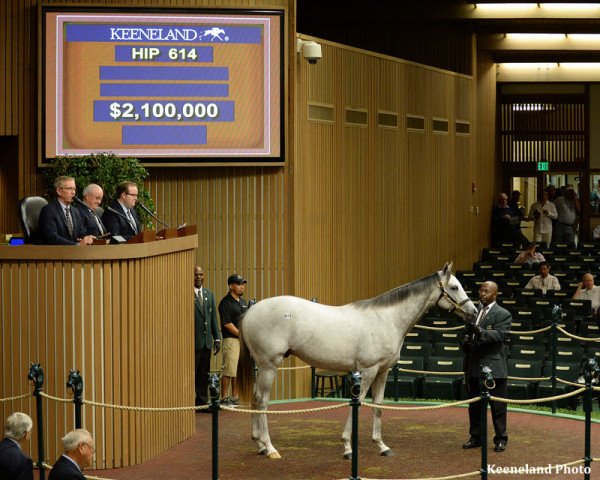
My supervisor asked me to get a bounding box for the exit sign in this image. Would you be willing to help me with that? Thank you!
[537,162,549,171]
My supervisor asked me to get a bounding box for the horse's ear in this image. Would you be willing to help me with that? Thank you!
[442,262,453,276]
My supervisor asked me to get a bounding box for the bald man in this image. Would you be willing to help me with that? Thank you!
[461,281,512,453]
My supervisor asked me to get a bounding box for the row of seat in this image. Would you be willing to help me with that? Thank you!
[385,355,581,407]
[484,242,600,258]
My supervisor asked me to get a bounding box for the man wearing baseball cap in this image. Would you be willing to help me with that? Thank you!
[218,274,249,406]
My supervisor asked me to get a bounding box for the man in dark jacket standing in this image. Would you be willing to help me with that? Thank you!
[194,266,221,408]
[0,412,33,480]
[462,281,512,453]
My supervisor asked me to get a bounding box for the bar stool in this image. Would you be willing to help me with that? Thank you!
[314,370,341,397]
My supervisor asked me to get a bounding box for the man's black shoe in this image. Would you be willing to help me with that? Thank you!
[494,442,507,452]
[462,439,481,449]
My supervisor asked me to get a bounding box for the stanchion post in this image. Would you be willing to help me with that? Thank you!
[349,371,362,480]
[479,365,493,480]
[208,373,220,480]
[28,363,46,480]
[66,369,84,429]
[310,298,318,399]
[582,357,599,480]
[550,305,561,414]
[392,363,399,402]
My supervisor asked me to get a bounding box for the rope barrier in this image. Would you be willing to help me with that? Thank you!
[350,470,481,480]
[38,392,73,403]
[220,402,348,415]
[0,393,30,402]
[277,365,311,371]
[556,325,600,343]
[360,397,480,411]
[490,387,586,404]
[83,399,201,412]
[509,325,552,335]
[414,324,464,331]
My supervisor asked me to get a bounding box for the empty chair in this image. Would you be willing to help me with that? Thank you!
[510,331,543,347]
[404,329,429,344]
[17,196,49,244]
[433,342,463,357]
[506,359,543,399]
[510,318,532,332]
[510,344,545,362]
[548,345,583,365]
[482,248,503,261]
[561,299,593,319]
[400,342,432,366]
[511,306,542,327]
[537,361,581,409]
[421,356,464,400]
[432,330,462,344]
[578,322,600,339]
[385,357,425,399]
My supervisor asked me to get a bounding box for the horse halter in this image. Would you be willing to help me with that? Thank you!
[436,277,471,316]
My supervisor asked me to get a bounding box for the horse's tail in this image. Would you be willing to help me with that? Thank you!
[237,313,254,405]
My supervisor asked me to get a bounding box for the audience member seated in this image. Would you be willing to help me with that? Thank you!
[38,176,96,246]
[491,192,528,248]
[527,189,557,248]
[572,273,600,323]
[592,224,600,241]
[514,242,545,267]
[524,261,561,295]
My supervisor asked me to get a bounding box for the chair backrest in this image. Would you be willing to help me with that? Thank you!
[395,356,424,374]
[550,345,583,364]
[401,342,432,365]
[543,361,580,383]
[433,343,463,357]
[510,344,545,362]
[507,358,542,377]
[427,356,463,374]
[432,329,462,344]
[404,329,429,343]
[18,196,48,244]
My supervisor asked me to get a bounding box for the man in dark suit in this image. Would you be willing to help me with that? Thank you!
[461,281,512,452]
[38,176,95,245]
[0,412,33,480]
[76,184,108,238]
[48,429,94,480]
[101,181,142,241]
[194,266,221,408]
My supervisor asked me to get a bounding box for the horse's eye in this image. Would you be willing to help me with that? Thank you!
[451,286,458,290]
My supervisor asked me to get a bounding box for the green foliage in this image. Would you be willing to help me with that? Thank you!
[42,153,155,227]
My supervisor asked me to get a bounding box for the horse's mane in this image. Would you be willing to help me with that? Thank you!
[350,272,439,310]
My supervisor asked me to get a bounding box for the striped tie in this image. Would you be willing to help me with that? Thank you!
[65,206,74,238]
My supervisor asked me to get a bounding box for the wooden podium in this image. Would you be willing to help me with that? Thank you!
[0,231,198,469]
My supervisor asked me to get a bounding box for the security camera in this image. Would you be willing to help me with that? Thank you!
[297,39,322,65]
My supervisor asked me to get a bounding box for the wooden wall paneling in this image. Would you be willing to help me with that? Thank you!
[0,0,6,133]
[101,262,113,469]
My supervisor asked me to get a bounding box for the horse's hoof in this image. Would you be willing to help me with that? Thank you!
[381,449,394,457]
[267,451,281,460]
[343,452,352,460]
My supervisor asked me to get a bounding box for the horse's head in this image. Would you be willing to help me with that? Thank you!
[436,262,478,322]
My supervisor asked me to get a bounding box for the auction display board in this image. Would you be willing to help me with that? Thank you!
[41,9,283,164]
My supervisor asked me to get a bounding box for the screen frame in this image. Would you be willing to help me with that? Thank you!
[38,5,286,167]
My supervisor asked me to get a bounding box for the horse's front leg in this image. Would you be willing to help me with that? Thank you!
[371,370,393,456]
[341,369,376,459]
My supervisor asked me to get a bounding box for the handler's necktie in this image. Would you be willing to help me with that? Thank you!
[476,306,488,326]
[65,206,74,238]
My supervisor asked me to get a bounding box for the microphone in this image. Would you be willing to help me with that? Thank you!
[73,196,90,209]
[138,202,171,228]
[107,206,131,222]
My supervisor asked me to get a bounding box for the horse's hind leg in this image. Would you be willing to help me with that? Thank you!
[371,370,393,456]
[252,366,280,459]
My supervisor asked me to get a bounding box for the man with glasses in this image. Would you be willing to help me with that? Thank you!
[38,176,96,245]
[101,181,142,241]
[76,183,108,238]
[47,429,94,480]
